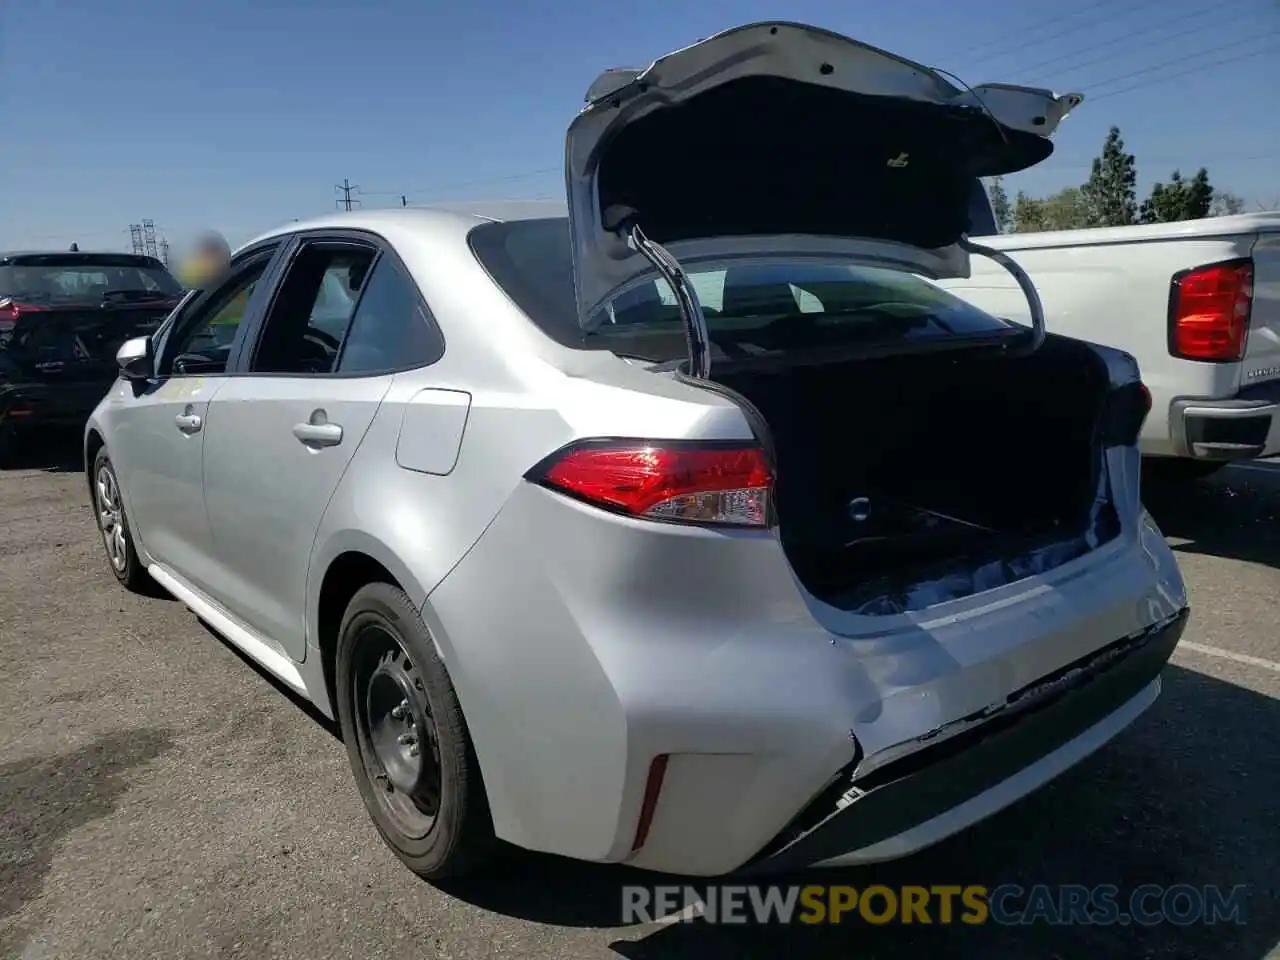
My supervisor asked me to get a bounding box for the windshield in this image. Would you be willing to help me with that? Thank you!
[0,254,182,303]
[469,218,1012,362]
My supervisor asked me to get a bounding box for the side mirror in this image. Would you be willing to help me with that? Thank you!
[117,336,154,381]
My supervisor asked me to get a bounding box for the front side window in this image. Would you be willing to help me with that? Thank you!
[335,257,443,375]
[166,260,269,375]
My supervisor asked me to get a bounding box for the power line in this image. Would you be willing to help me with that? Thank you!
[965,0,1172,68]
[335,178,362,211]
[1020,2,1258,85]
[957,0,1121,60]
[1080,32,1280,96]
[1088,45,1276,102]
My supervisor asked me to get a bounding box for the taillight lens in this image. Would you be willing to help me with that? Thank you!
[529,441,773,527]
[1168,259,1253,362]
[0,300,18,341]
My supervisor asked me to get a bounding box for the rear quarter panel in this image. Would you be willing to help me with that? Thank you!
[939,231,1260,457]
[303,217,750,670]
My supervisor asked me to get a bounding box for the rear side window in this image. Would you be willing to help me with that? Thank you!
[335,257,443,374]
[469,218,581,345]
[469,218,1011,362]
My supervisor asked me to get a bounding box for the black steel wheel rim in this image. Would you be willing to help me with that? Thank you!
[352,624,442,839]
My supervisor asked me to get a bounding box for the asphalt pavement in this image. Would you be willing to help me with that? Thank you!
[1,440,1277,959]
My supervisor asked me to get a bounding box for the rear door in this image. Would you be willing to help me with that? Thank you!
[199,234,416,659]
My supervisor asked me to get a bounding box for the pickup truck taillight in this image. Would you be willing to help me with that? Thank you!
[527,440,773,527]
[1167,258,1253,363]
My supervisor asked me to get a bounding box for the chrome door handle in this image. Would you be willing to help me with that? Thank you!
[292,421,343,448]
[174,413,203,434]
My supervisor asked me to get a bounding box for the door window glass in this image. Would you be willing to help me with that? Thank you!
[251,245,376,375]
[166,261,269,375]
[335,257,443,374]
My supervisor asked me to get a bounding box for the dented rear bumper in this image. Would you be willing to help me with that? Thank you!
[744,606,1188,874]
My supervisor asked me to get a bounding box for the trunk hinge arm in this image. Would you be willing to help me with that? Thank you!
[622,222,712,379]
[959,236,1046,357]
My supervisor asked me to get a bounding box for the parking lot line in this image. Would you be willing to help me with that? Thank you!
[1177,640,1280,674]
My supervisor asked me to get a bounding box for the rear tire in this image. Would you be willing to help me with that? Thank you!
[335,582,497,880]
[91,448,153,594]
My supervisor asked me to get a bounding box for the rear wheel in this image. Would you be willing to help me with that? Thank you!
[92,448,153,593]
[335,582,496,880]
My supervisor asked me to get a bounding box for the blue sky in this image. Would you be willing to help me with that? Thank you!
[1,0,1276,252]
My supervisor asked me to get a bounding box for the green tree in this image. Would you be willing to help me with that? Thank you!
[1012,191,1047,232]
[1140,168,1216,223]
[1040,187,1090,230]
[1081,126,1137,227]
[987,177,1012,233]
[1184,168,1214,219]
[1140,172,1185,224]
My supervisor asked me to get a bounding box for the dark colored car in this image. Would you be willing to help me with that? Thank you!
[0,251,184,461]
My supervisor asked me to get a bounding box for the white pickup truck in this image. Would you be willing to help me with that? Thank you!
[945,197,1280,481]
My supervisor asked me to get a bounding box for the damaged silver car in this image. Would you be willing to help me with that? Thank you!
[87,21,1189,881]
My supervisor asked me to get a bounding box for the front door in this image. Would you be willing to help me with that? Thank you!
[201,239,395,660]
[109,253,276,594]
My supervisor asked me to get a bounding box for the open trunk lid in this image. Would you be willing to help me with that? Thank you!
[564,21,1082,345]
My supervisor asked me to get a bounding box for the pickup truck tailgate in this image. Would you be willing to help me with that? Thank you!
[1242,229,1280,387]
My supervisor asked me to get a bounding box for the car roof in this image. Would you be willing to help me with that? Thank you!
[241,200,569,251]
[0,250,161,262]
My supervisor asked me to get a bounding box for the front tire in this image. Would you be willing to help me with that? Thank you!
[92,448,152,593]
[335,582,497,880]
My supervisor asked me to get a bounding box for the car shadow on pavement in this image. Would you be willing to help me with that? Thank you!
[0,728,175,957]
[193,618,342,742]
[441,664,1277,959]
[1144,463,1280,568]
[0,430,84,473]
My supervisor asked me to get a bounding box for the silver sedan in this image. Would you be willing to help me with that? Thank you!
[85,21,1188,881]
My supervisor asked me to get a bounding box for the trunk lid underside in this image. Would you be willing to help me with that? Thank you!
[563,20,1082,329]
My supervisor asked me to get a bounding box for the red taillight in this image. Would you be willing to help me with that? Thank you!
[530,440,773,527]
[1168,259,1253,362]
[0,301,17,340]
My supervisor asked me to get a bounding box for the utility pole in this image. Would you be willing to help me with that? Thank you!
[129,224,144,255]
[141,219,159,259]
[159,238,171,268]
[335,179,361,211]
